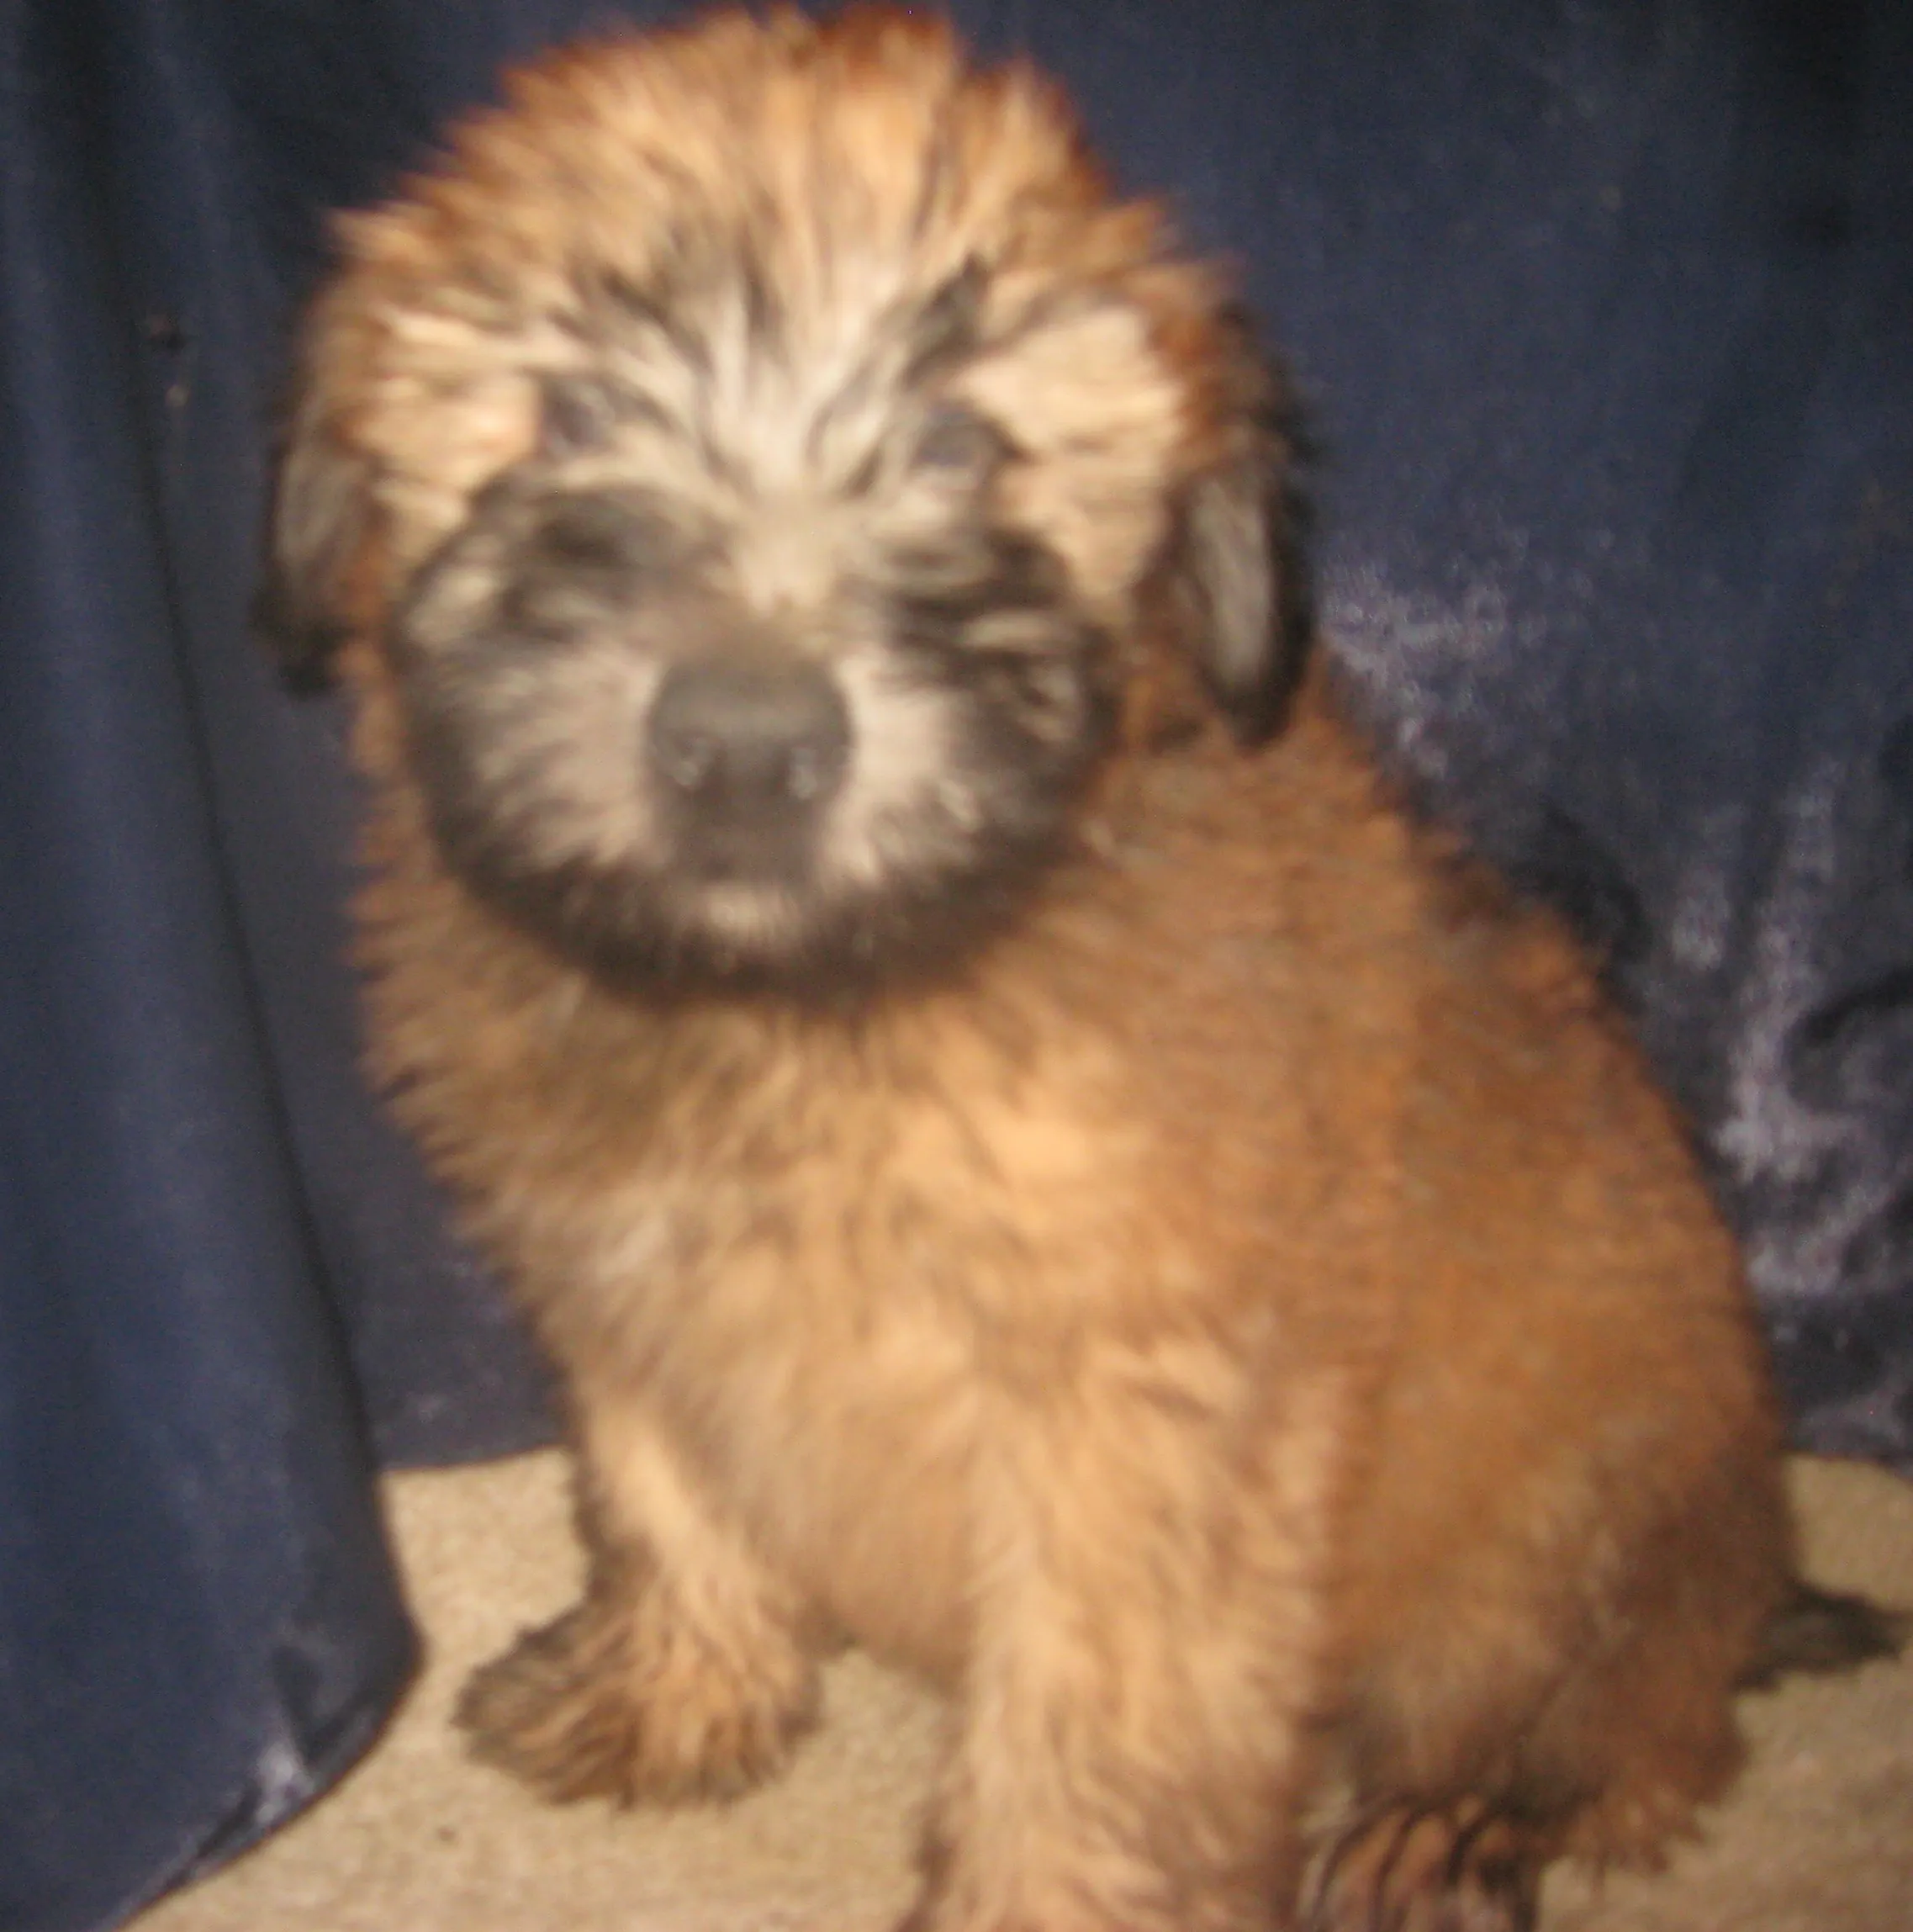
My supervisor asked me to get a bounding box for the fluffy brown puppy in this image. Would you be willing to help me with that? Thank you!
[262,10,1806,1928]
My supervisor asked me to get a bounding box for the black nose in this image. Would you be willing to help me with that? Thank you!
[647,657,851,816]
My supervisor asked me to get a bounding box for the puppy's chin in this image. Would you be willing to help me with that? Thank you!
[397,642,1109,1003]
[436,824,1077,1006]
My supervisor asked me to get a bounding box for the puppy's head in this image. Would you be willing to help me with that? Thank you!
[261,6,1311,998]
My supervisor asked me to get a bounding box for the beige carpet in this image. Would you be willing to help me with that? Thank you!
[135,1453,1913,1932]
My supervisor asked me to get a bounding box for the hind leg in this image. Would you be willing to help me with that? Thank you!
[1316,1445,1788,1930]
[1303,1799,1544,1932]
[1303,1604,1746,1932]
[1301,1624,1736,1932]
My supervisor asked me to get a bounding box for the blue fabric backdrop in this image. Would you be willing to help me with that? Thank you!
[3,3,1909,1926]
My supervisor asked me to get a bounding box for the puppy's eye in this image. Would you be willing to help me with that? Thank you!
[541,377,637,458]
[909,403,1005,484]
[536,495,651,571]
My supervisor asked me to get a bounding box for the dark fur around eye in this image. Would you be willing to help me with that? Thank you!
[885,526,1110,749]
[539,375,666,457]
[495,492,675,633]
[887,525,1067,638]
[394,476,691,659]
[909,401,1007,482]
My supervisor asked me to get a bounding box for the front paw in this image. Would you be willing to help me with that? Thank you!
[457,1585,816,1805]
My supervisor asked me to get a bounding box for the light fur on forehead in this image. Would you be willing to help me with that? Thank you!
[262,5,1307,740]
[313,7,1223,574]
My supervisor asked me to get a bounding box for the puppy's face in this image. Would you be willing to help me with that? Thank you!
[386,265,1124,992]
[262,8,1308,998]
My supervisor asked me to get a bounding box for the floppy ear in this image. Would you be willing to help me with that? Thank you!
[251,319,375,690]
[1176,315,1315,745]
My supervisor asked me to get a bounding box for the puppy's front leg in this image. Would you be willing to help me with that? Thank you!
[910,1338,1348,1932]
[459,1388,819,1805]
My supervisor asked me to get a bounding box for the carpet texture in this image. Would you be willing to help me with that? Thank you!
[135,1453,1913,1932]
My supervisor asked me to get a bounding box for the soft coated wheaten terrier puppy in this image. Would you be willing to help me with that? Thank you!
[259,9,1885,1928]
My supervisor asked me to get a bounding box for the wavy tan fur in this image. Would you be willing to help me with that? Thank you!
[262,12,1794,1929]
